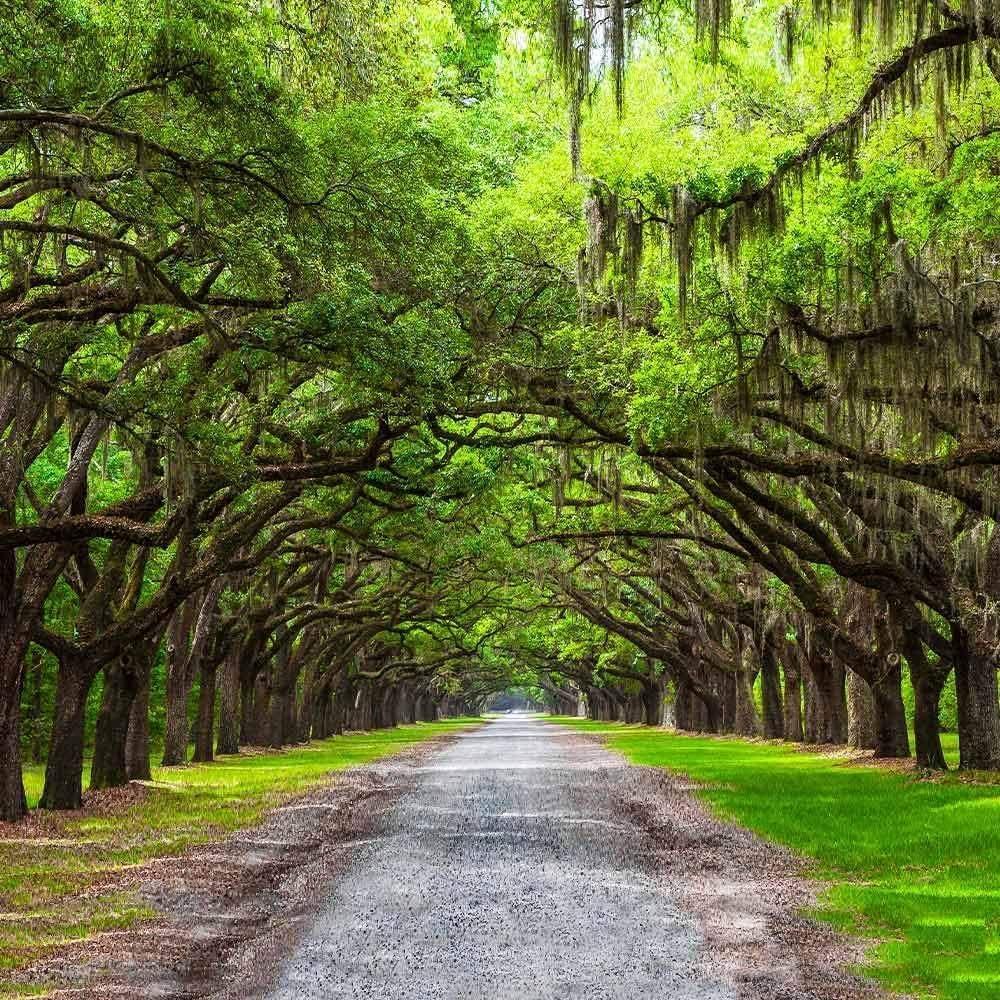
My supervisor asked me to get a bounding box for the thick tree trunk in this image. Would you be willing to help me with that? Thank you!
[760,643,784,739]
[162,586,221,765]
[126,670,152,781]
[733,668,760,737]
[912,671,948,770]
[90,657,141,790]
[297,663,316,742]
[717,671,735,731]
[250,670,271,744]
[871,663,911,758]
[804,651,848,744]
[827,659,848,743]
[0,703,27,821]
[803,667,820,743]
[268,685,289,746]
[891,611,946,769]
[162,660,191,765]
[332,682,349,733]
[782,653,803,742]
[694,685,719,733]
[955,644,1000,771]
[39,662,92,810]
[311,682,331,739]
[192,659,217,763]
[216,649,241,755]
[642,681,664,726]
[0,625,30,821]
[847,669,877,750]
[625,691,643,723]
[239,673,255,744]
[26,648,45,764]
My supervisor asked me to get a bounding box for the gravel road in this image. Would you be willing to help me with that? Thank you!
[264,713,737,1000]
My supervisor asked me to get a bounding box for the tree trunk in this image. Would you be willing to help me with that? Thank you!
[192,659,217,763]
[827,659,848,743]
[250,669,271,744]
[803,667,820,743]
[782,652,803,742]
[39,661,92,810]
[760,642,784,739]
[0,622,29,820]
[162,586,221,766]
[871,662,910,758]
[240,673,255,744]
[955,641,1000,771]
[126,669,152,781]
[733,668,760,737]
[847,669,877,750]
[216,649,241,755]
[90,658,141,790]
[162,659,191,765]
[805,651,848,744]
[912,671,948,770]
[887,609,944,768]
[642,681,663,726]
[0,702,27,821]
[27,647,45,764]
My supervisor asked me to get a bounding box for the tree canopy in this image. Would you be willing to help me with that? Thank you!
[4,0,1000,821]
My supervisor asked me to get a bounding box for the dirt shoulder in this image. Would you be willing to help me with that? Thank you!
[573,730,895,1000]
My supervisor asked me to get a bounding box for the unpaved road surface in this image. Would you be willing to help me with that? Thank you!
[20,716,882,999]
[263,715,878,1000]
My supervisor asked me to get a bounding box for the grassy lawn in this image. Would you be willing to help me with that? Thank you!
[551,718,1000,1000]
[2,720,479,991]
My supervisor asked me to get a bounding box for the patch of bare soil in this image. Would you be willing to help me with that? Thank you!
[0,785,154,849]
[14,735,458,1000]
[606,760,894,1000]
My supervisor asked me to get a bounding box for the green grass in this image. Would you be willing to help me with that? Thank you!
[550,718,1000,1000]
[2,720,479,989]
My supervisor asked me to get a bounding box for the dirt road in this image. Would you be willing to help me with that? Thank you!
[263,714,846,999]
[25,715,881,999]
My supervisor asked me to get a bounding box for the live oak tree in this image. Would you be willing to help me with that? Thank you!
[7,0,1000,822]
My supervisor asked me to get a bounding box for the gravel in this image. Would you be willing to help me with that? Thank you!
[17,715,889,1000]
[264,714,736,1000]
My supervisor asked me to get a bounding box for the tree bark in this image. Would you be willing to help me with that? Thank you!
[126,668,152,781]
[192,658,218,763]
[847,669,877,750]
[39,660,92,810]
[760,640,784,739]
[216,648,241,755]
[782,650,803,742]
[871,662,911,758]
[26,647,45,764]
[0,606,35,820]
[90,656,141,790]
[734,666,761,737]
[0,700,27,821]
[954,631,1000,771]
[804,650,848,744]
[161,605,195,766]
[642,681,664,726]
[162,584,222,765]
[912,670,948,770]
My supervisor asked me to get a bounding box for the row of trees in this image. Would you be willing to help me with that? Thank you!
[0,0,521,821]
[7,0,1000,823]
[446,0,1000,770]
